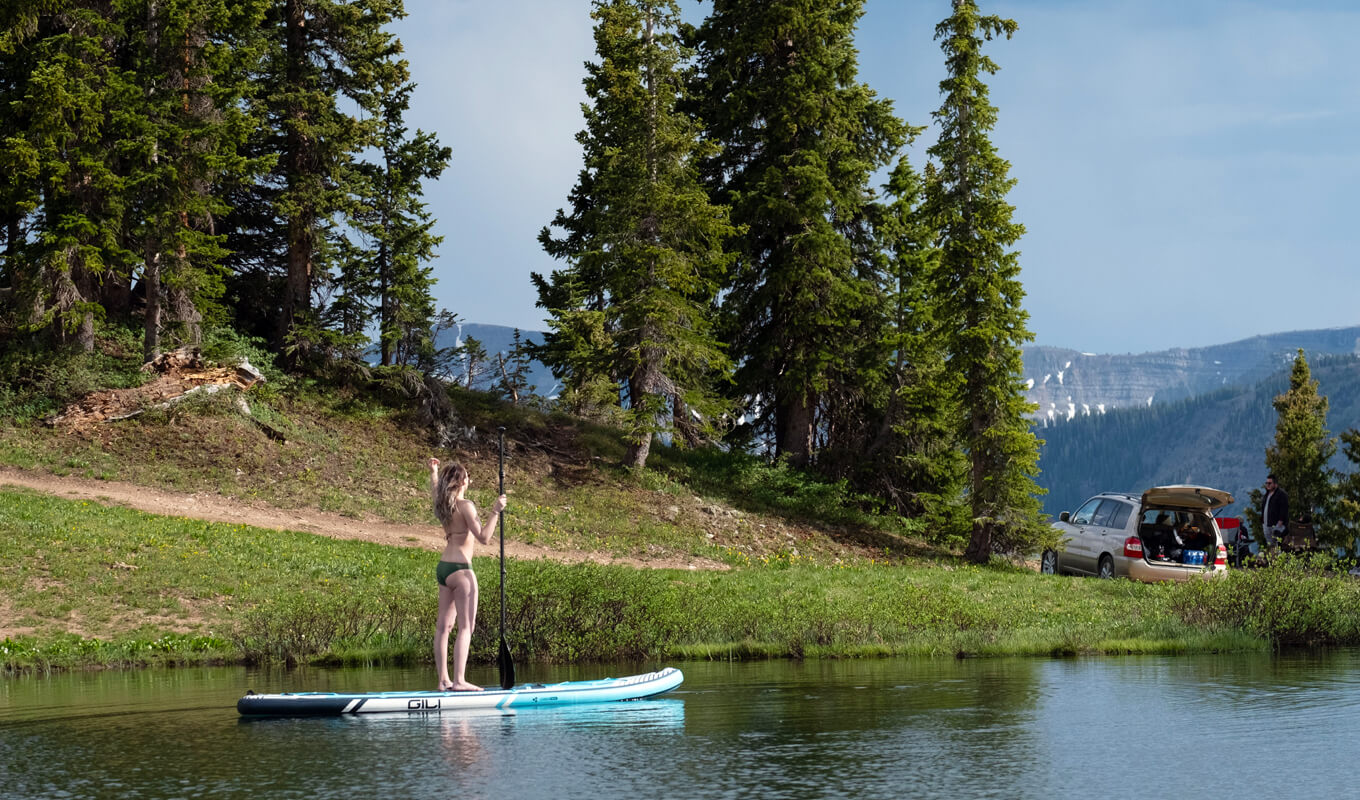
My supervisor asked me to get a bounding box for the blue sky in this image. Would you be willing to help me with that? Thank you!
[393,0,1360,355]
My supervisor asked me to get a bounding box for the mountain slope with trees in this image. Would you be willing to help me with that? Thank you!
[1038,354,1360,520]
[1024,327,1360,426]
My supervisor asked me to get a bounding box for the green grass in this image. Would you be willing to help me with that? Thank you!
[0,487,433,670]
[8,327,1360,678]
[21,487,1360,675]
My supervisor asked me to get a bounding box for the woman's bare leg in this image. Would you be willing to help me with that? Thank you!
[449,570,481,691]
[434,582,457,691]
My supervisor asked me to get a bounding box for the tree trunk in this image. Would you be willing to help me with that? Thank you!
[963,355,993,564]
[168,258,202,347]
[379,240,392,365]
[625,347,664,469]
[776,391,815,468]
[2,215,18,289]
[965,517,994,564]
[281,0,313,354]
[497,352,520,407]
[625,427,653,469]
[73,255,95,352]
[143,248,161,362]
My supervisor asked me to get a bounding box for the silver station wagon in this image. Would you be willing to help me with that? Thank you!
[1042,485,1233,582]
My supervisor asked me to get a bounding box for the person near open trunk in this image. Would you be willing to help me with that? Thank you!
[1261,474,1289,549]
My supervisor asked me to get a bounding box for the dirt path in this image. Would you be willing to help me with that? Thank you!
[0,467,725,571]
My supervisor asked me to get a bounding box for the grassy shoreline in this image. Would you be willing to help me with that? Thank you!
[12,486,1360,676]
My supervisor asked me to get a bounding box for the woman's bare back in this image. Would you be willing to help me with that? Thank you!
[441,499,477,563]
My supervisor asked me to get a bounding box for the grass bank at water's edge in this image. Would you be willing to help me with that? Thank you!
[16,487,1360,674]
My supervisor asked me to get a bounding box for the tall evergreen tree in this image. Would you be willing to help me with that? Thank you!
[1245,349,1337,546]
[0,16,41,305]
[222,0,403,365]
[689,0,907,468]
[860,156,967,533]
[335,54,450,367]
[456,333,490,389]
[1330,428,1360,556]
[4,4,138,350]
[496,328,536,406]
[924,0,1046,562]
[538,0,736,468]
[119,0,268,360]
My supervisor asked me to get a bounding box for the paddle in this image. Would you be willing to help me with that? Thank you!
[496,426,515,690]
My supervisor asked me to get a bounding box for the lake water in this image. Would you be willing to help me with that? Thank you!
[3,652,1360,799]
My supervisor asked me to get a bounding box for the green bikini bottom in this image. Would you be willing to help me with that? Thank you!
[436,561,472,586]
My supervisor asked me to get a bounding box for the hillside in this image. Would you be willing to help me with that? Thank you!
[1037,354,1360,517]
[0,375,941,571]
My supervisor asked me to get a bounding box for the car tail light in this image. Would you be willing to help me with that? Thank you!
[1215,544,1227,568]
[1124,537,1143,558]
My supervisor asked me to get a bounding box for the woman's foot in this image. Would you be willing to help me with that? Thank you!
[449,681,482,692]
[437,679,455,692]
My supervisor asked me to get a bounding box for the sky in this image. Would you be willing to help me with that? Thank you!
[392,0,1360,355]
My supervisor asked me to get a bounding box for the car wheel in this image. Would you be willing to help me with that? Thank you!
[1040,550,1058,575]
[1097,554,1115,579]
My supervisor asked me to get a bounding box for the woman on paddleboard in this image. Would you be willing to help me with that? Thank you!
[429,457,507,691]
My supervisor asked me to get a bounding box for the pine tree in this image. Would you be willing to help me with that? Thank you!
[689,0,907,467]
[496,328,536,406]
[1331,428,1360,557]
[0,19,39,306]
[336,54,450,367]
[416,308,465,380]
[863,156,968,535]
[924,0,1046,562]
[222,0,405,366]
[120,0,269,360]
[4,4,138,350]
[456,334,490,389]
[530,241,618,417]
[538,0,736,468]
[1245,349,1337,546]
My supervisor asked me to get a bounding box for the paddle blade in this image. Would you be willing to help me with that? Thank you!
[498,639,515,690]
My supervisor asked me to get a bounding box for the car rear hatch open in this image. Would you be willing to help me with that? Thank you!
[1137,486,1234,571]
[1141,485,1234,511]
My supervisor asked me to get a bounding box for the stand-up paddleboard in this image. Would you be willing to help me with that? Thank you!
[237,667,683,717]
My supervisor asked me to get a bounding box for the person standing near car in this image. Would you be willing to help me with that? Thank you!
[1262,474,1289,549]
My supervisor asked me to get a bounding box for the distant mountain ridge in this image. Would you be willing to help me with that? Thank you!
[1023,326,1360,426]
[1036,354,1360,518]
[454,323,1360,413]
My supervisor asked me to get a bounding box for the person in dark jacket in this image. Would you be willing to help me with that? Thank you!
[1261,474,1289,549]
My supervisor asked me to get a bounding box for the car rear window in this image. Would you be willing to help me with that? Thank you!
[1091,500,1119,527]
[1109,503,1132,529]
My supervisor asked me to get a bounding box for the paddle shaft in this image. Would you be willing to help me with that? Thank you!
[497,427,514,689]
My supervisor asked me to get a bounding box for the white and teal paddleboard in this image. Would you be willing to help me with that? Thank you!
[237,667,683,716]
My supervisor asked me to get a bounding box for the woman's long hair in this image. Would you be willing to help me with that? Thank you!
[433,462,469,528]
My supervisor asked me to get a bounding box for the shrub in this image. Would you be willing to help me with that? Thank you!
[230,587,430,664]
[1167,553,1360,645]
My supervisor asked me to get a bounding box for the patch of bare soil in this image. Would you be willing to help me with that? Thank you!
[0,467,727,571]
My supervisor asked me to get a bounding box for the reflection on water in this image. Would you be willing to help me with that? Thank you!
[4,653,1360,799]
